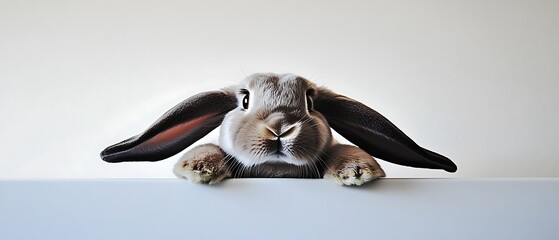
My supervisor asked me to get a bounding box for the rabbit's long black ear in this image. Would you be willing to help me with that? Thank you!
[314,87,457,172]
[101,90,237,163]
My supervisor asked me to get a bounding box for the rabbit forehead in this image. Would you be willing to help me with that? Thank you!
[243,73,313,88]
[242,73,314,109]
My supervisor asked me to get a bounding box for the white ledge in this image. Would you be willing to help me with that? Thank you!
[1,178,558,240]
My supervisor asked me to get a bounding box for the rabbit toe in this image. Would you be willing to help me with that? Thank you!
[326,163,385,186]
[173,144,230,184]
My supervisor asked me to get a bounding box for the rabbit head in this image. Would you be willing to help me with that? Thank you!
[219,73,332,167]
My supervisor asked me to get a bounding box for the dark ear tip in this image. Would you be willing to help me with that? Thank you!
[444,163,458,173]
[100,152,112,162]
[100,148,120,163]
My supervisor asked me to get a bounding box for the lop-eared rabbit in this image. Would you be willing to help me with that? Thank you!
[101,73,456,185]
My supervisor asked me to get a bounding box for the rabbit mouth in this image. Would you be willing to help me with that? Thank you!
[261,153,310,166]
[274,147,288,157]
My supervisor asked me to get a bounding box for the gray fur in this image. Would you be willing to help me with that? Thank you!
[176,73,385,185]
[102,72,455,186]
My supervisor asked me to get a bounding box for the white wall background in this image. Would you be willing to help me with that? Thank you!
[0,0,557,178]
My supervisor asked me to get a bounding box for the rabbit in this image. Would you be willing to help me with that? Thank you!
[101,73,457,186]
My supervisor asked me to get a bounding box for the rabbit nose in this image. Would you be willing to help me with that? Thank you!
[263,112,301,139]
[265,124,299,139]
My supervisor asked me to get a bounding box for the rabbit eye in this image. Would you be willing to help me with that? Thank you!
[306,95,314,111]
[306,89,315,111]
[240,89,250,109]
[242,94,249,109]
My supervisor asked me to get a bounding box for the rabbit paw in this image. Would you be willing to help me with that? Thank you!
[325,162,385,186]
[173,144,230,184]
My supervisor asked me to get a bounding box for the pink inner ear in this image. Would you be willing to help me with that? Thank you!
[141,114,216,148]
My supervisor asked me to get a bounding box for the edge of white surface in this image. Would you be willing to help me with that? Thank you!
[1,178,558,240]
